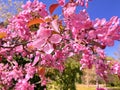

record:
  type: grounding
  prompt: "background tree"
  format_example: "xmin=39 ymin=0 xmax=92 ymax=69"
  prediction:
xmin=0 ymin=0 xmax=24 ymax=25
xmin=46 ymin=55 xmax=83 ymax=90
xmin=114 ymin=45 xmax=120 ymax=60
xmin=105 ymin=56 xmax=120 ymax=87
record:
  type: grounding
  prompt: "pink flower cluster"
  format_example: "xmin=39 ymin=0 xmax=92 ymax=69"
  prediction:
xmin=0 ymin=62 xmax=36 ymax=90
xmin=58 ymin=0 xmax=91 ymax=7
xmin=0 ymin=0 xmax=120 ymax=89
xmin=111 ymin=63 xmax=120 ymax=76
xmin=93 ymin=17 xmax=120 ymax=46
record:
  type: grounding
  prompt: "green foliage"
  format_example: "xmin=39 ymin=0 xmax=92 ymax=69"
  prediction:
xmin=81 ymin=68 xmax=96 ymax=85
xmin=105 ymin=56 xmax=120 ymax=87
xmin=106 ymin=74 xmax=120 ymax=87
xmin=14 ymin=55 xmax=46 ymax=90
xmin=13 ymin=54 xmax=31 ymax=67
xmin=29 ymin=74 xmax=46 ymax=90
xmin=82 ymin=67 xmax=105 ymax=85
xmin=46 ymin=55 xmax=83 ymax=90
xmin=107 ymin=87 xmax=120 ymax=90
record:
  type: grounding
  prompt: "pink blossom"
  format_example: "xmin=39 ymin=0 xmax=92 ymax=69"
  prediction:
xmin=22 ymin=0 xmax=48 ymax=17
xmin=33 ymin=38 xmax=47 ymax=50
xmin=15 ymin=79 xmax=34 ymax=90
xmin=43 ymin=43 xmax=54 ymax=54
xmin=37 ymin=29 xmax=52 ymax=40
xmin=51 ymin=19 xmax=59 ymax=33
xmin=41 ymin=54 xmax=53 ymax=66
xmin=49 ymin=34 xmax=62 ymax=44
xmin=25 ymin=63 xmax=36 ymax=80
xmin=8 ymin=66 xmax=23 ymax=81
xmin=0 ymin=0 xmax=120 ymax=89
xmin=63 ymin=3 xmax=76 ymax=17
xmin=15 ymin=45 xmax=23 ymax=53
xmin=22 ymin=0 xmax=32 ymax=10
xmin=64 ymin=9 xmax=90 ymax=38
xmin=111 ymin=63 xmax=120 ymax=76
xmin=95 ymin=59 xmax=109 ymax=81
xmin=57 ymin=0 xmax=65 ymax=6
xmin=76 ymin=0 xmax=92 ymax=7
xmin=94 ymin=16 xmax=120 ymax=46
xmin=32 ymin=54 xmax=40 ymax=66
xmin=88 ymin=30 xmax=96 ymax=39
xmin=80 ymin=48 xmax=93 ymax=69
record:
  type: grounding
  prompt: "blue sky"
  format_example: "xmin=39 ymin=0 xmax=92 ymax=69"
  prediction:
xmin=1 ymin=0 xmax=120 ymax=59
xmin=87 ymin=0 xmax=120 ymax=19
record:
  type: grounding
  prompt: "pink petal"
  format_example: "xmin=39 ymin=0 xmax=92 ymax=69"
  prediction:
xmin=106 ymin=38 xmax=114 ymax=46
xmin=43 ymin=43 xmax=54 ymax=54
xmin=100 ymin=18 xmax=106 ymax=25
xmin=15 ymin=45 xmax=23 ymax=53
xmin=32 ymin=55 xmax=39 ymax=66
xmin=49 ymin=34 xmax=62 ymax=43
xmin=63 ymin=3 xmax=76 ymax=17
xmin=33 ymin=39 xmax=46 ymax=49
xmin=57 ymin=0 xmax=65 ymax=6
xmin=37 ymin=29 xmax=51 ymax=39
xmin=88 ymin=30 xmax=96 ymax=39
xmin=51 ymin=19 xmax=59 ymax=33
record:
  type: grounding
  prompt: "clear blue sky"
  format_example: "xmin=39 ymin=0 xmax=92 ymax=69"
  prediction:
xmin=1 ymin=0 xmax=120 ymax=59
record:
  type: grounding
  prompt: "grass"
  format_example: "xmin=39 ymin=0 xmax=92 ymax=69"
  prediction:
xmin=76 ymin=84 xmax=96 ymax=90
xmin=48 ymin=84 xmax=96 ymax=90
xmin=107 ymin=87 xmax=120 ymax=90
xmin=48 ymin=84 xmax=120 ymax=90
xmin=76 ymin=84 xmax=120 ymax=90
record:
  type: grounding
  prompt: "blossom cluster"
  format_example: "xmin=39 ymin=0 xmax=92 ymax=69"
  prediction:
xmin=0 ymin=0 xmax=120 ymax=89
